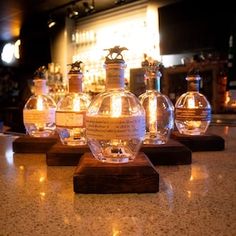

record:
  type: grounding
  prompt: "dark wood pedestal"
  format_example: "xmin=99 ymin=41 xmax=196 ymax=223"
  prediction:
xmin=46 ymin=143 xmax=89 ymax=166
xmin=141 ymin=139 xmax=192 ymax=165
xmin=171 ymin=131 xmax=225 ymax=151
xmin=12 ymin=135 xmax=58 ymax=153
xmin=73 ymin=152 xmax=159 ymax=194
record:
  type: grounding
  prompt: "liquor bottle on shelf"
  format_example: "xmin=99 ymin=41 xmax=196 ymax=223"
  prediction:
xmin=225 ymin=24 xmax=236 ymax=110
xmin=175 ymin=69 xmax=211 ymax=135
xmin=86 ymin=46 xmax=146 ymax=163
xmin=23 ymin=66 xmax=57 ymax=137
xmin=56 ymin=61 xmax=91 ymax=146
xmin=139 ymin=59 xmax=174 ymax=144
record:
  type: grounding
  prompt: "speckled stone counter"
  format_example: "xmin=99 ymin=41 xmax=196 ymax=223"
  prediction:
xmin=0 ymin=125 xmax=236 ymax=236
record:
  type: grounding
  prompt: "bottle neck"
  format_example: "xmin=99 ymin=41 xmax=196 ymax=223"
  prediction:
xmin=186 ymin=76 xmax=200 ymax=92
xmin=68 ymin=72 xmax=83 ymax=93
xmin=34 ymin=79 xmax=47 ymax=95
xmin=105 ymin=63 xmax=126 ymax=90
xmin=146 ymin=76 xmax=160 ymax=92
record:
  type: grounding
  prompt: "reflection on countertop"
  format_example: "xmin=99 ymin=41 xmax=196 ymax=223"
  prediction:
xmin=211 ymin=114 xmax=236 ymax=126
xmin=0 ymin=125 xmax=236 ymax=235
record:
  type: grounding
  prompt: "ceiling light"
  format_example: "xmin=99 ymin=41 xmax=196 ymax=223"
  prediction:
xmin=83 ymin=1 xmax=95 ymax=14
xmin=48 ymin=17 xmax=56 ymax=28
xmin=115 ymin=0 xmax=126 ymax=5
xmin=67 ymin=6 xmax=79 ymax=19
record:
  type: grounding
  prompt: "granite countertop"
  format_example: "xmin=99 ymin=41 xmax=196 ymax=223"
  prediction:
xmin=0 ymin=125 xmax=235 ymax=236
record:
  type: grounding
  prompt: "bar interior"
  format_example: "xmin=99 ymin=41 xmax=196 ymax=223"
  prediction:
xmin=0 ymin=0 xmax=235 ymax=235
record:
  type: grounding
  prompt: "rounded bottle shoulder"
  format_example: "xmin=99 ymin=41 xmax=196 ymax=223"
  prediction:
xmin=87 ymin=89 xmax=145 ymax=116
xmin=175 ymin=91 xmax=211 ymax=108
xmin=139 ymin=90 xmax=174 ymax=109
xmin=57 ymin=92 xmax=91 ymax=106
xmin=139 ymin=90 xmax=162 ymax=98
xmin=24 ymin=94 xmax=57 ymax=109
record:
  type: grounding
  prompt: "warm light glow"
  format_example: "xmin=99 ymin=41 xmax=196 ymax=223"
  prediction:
xmin=225 ymin=91 xmax=230 ymax=105
xmin=187 ymin=190 xmax=192 ymax=198
xmin=187 ymin=120 xmax=201 ymax=129
xmin=146 ymin=2 xmax=161 ymax=60
xmin=39 ymin=176 xmax=45 ymax=183
xmin=190 ymin=165 xmax=209 ymax=181
xmin=1 ymin=43 xmax=15 ymax=63
xmin=73 ymin=97 xmax=80 ymax=111
xmin=40 ymin=192 xmax=46 ymax=200
xmin=112 ymin=229 xmax=121 ymax=236
xmin=73 ymin=2 xmax=161 ymax=91
xmin=149 ymin=96 xmax=157 ymax=133
xmin=14 ymin=39 xmax=21 ymax=59
xmin=48 ymin=19 xmax=56 ymax=28
xmin=37 ymin=97 xmax=44 ymax=110
xmin=64 ymin=217 xmax=70 ymax=225
xmin=111 ymin=95 xmax=122 ymax=117
xmin=19 ymin=165 xmax=25 ymax=170
xmin=224 ymin=126 xmax=229 ymax=135
xmin=6 ymin=150 xmax=14 ymax=165
xmin=187 ymin=96 xmax=201 ymax=129
xmin=187 ymin=96 xmax=195 ymax=108
xmin=1 ymin=39 xmax=21 ymax=63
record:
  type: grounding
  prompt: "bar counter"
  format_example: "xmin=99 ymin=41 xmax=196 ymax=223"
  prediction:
xmin=0 ymin=125 xmax=235 ymax=235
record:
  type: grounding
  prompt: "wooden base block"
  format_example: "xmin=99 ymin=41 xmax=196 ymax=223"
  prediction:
xmin=73 ymin=152 xmax=159 ymax=194
xmin=171 ymin=131 xmax=225 ymax=151
xmin=46 ymin=143 xmax=90 ymax=166
xmin=12 ymin=135 xmax=59 ymax=153
xmin=141 ymin=139 xmax=192 ymax=165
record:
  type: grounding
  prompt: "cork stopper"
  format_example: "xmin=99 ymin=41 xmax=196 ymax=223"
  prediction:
xmin=33 ymin=66 xmax=47 ymax=95
xmin=68 ymin=61 xmax=83 ymax=93
xmin=34 ymin=66 xmax=47 ymax=80
xmin=186 ymin=68 xmax=201 ymax=92
xmin=103 ymin=46 xmax=128 ymax=89
xmin=141 ymin=57 xmax=162 ymax=91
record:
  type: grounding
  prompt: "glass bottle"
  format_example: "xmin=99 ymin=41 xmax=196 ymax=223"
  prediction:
xmin=139 ymin=59 xmax=174 ymax=144
xmin=23 ymin=66 xmax=57 ymax=137
xmin=86 ymin=46 xmax=146 ymax=163
xmin=175 ymin=69 xmax=212 ymax=135
xmin=225 ymin=27 xmax=236 ymax=110
xmin=56 ymin=61 xmax=91 ymax=146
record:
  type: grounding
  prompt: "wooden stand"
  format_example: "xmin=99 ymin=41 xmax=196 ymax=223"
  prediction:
xmin=46 ymin=143 xmax=90 ymax=166
xmin=12 ymin=135 xmax=59 ymax=153
xmin=73 ymin=152 xmax=159 ymax=194
xmin=141 ymin=139 xmax=192 ymax=165
xmin=171 ymin=131 xmax=225 ymax=151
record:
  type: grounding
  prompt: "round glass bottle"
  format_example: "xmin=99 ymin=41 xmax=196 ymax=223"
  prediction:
xmin=56 ymin=61 xmax=91 ymax=146
xmin=139 ymin=60 xmax=174 ymax=144
xmin=175 ymin=70 xmax=212 ymax=135
xmin=23 ymin=66 xmax=57 ymax=137
xmin=86 ymin=46 xmax=146 ymax=163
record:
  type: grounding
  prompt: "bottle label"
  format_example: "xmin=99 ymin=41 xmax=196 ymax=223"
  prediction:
xmin=86 ymin=115 xmax=145 ymax=140
xmin=175 ymin=108 xmax=211 ymax=121
xmin=56 ymin=111 xmax=85 ymax=128
xmin=23 ymin=108 xmax=56 ymax=124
